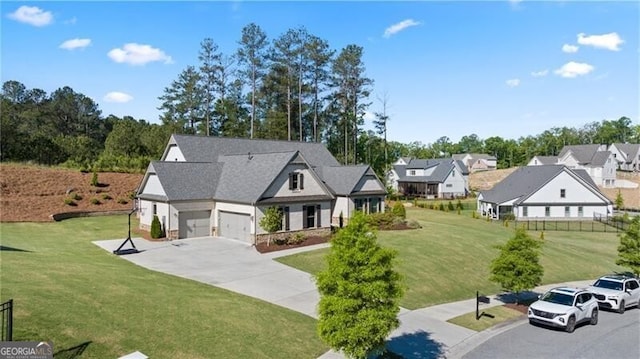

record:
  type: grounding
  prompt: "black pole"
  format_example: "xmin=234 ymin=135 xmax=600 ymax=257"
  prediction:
xmin=476 ymin=291 xmax=479 ymax=320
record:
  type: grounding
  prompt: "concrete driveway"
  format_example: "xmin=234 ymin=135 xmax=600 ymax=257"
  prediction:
xmin=93 ymin=236 xmax=323 ymax=318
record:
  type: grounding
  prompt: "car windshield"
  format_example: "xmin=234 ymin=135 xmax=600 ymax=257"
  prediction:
xmin=541 ymin=291 xmax=574 ymax=306
xmin=593 ymin=279 xmax=623 ymax=291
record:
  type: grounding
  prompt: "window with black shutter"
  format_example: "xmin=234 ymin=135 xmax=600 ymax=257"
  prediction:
xmin=316 ymin=204 xmax=321 ymax=227
xmin=288 ymin=173 xmax=294 ymax=190
xmin=300 ymin=173 xmax=304 ymax=190
xmin=302 ymin=205 xmax=308 ymax=228
xmin=284 ymin=206 xmax=290 ymax=231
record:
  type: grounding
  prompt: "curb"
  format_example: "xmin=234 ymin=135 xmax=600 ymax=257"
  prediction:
xmin=444 ymin=317 xmax=528 ymax=358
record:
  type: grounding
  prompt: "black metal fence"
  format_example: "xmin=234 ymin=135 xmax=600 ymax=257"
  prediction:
xmin=1 ymin=299 xmax=13 ymax=341
xmin=512 ymin=218 xmax=629 ymax=233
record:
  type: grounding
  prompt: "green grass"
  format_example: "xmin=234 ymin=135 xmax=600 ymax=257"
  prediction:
xmin=447 ymin=306 xmax=524 ymax=332
xmin=276 ymin=208 xmax=625 ymax=309
xmin=0 ymin=216 xmax=327 ymax=359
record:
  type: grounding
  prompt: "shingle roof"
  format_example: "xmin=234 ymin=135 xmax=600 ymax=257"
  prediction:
xmin=480 ymin=165 xmax=607 ymax=205
xmin=532 ymin=156 xmax=558 ymax=165
xmin=613 ymin=143 xmax=640 ymax=163
xmin=142 ymin=162 xmax=222 ymax=201
xmin=559 ymin=145 xmax=610 ymax=165
xmin=214 ymin=151 xmax=297 ymax=203
xmin=453 ymin=153 xmax=496 ymax=161
xmin=170 ymin=134 xmax=340 ymax=167
xmin=399 ymin=158 xmax=456 ymax=183
xmin=317 ymin=165 xmax=369 ymax=196
xmin=590 ymin=151 xmax=611 ymax=167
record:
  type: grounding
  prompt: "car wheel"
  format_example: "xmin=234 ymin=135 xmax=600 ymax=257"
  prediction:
xmin=618 ymin=300 xmax=625 ymax=314
xmin=566 ymin=316 xmax=576 ymax=333
xmin=590 ymin=308 xmax=598 ymax=325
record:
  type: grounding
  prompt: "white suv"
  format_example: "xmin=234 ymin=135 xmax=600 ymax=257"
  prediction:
xmin=528 ymin=287 xmax=598 ymax=333
xmin=588 ymin=274 xmax=640 ymax=314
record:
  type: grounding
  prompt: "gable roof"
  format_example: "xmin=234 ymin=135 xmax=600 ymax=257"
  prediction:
xmin=558 ymin=144 xmax=610 ymax=165
xmin=318 ymin=165 xmax=381 ymax=196
xmin=139 ymin=162 xmax=221 ymax=201
xmin=167 ymin=134 xmax=340 ymax=167
xmin=215 ymin=151 xmax=298 ymax=203
xmin=399 ymin=158 xmax=458 ymax=183
xmin=453 ymin=153 xmax=496 ymax=161
xmin=612 ymin=143 xmax=640 ymax=162
xmin=531 ymin=156 xmax=558 ymax=165
xmin=480 ymin=165 xmax=610 ymax=205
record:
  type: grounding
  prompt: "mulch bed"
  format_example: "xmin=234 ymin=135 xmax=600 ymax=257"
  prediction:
xmin=255 ymin=235 xmax=330 ymax=253
xmin=503 ymin=303 xmax=529 ymax=315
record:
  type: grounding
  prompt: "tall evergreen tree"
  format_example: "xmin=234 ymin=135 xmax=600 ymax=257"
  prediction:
xmin=271 ymin=29 xmax=301 ymax=141
xmin=237 ymin=23 xmax=268 ymax=139
xmin=373 ymin=92 xmax=391 ymax=174
xmin=158 ymin=66 xmax=203 ymax=134
xmin=198 ymin=38 xmax=222 ymax=136
xmin=305 ymin=34 xmax=333 ymax=142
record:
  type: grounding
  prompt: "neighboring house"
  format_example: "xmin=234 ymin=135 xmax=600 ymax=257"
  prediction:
xmin=389 ymin=158 xmax=469 ymax=198
xmin=477 ymin=165 xmax=613 ymax=220
xmin=556 ymin=145 xmax=616 ymax=187
xmin=136 ymin=134 xmax=386 ymax=243
xmin=608 ymin=143 xmax=640 ymax=172
xmin=452 ymin=153 xmax=497 ymax=173
xmin=527 ymin=156 xmax=558 ymax=166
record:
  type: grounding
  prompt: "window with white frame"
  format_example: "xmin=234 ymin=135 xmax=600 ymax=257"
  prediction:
xmin=545 ymin=206 xmax=550 ymax=217
xmin=409 ymin=170 xmax=416 ymax=176
xmin=560 ymin=189 xmax=566 ymax=198
xmin=578 ymin=206 xmax=583 ymax=217
xmin=564 ymin=206 xmax=570 ymax=217
xmin=288 ymin=172 xmax=304 ymax=191
xmin=523 ymin=206 xmax=528 ymax=217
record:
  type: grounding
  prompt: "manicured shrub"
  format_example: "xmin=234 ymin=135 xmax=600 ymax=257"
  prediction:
xmin=287 ymin=232 xmax=306 ymax=245
xmin=539 ymin=231 xmax=545 ymax=240
xmin=90 ymin=198 xmax=101 ymax=205
xmin=472 ymin=211 xmax=478 ymax=219
xmin=117 ymin=198 xmax=128 ymax=205
xmin=101 ymin=193 xmax=112 ymax=200
xmin=391 ymin=202 xmax=406 ymax=219
xmin=64 ymin=198 xmax=77 ymax=206
xmin=456 ymin=199 xmax=463 ymax=210
xmin=150 ymin=215 xmax=162 ymax=239
xmin=71 ymin=192 xmax=82 ymax=201
xmin=406 ymin=220 xmax=422 ymax=229
xmin=438 ymin=203 xmax=445 ymax=211
xmin=366 ymin=212 xmax=396 ymax=229
xmin=447 ymin=201 xmax=455 ymax=211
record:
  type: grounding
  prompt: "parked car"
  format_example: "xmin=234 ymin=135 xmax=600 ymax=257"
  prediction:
xmin=588 ymin=274 xmax=640 ymax=314
xmin=528 ymin=287 xmax=598 ymax=333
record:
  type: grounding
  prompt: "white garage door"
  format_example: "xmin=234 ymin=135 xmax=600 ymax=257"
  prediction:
xmin=179 ymin=210 xmax=211 ymax=239
xmin=218 ymin=211 xmax=252 ymax=243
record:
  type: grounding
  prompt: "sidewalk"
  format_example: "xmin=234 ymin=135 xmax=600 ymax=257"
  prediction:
xmin=319 ymin=280 xmax=594 ymax=359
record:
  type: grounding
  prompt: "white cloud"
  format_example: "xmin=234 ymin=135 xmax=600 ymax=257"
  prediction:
xmin=7 ymin=5 xmax=53 ymax=27
xmin=383 ymin=19 xmax=421 ymax=38
xmin=363 ymin=111 xmax=376 ymax=122
xmin=506 ymin=78 xmax=521 ymax=87
xmin=103 ymin=92 xmax=133 ymax=103
xmin=107 ymin=43 xmax=173 ymax=65
xmin=554 ymin=61 xmax=595 ymax=78
xmin=577 ymin=32 xmax=624 ymax=51
xmin=531 ymin=69 xmax=549 ymax=77
xmin=59 ymin=38 xmax=91 ymax=50
xmin=562 ymin=44 xmax=579 ymax=53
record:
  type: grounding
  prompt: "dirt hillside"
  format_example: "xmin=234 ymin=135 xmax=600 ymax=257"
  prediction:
xmin=470 ymin=167 xmax=639 ymax=209
xmin=0 ymin=163 xmax=143 ymax=222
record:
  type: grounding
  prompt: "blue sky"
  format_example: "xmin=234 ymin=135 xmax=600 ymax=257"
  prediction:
xmin=2 ymin=1 xmax=638 ymax=145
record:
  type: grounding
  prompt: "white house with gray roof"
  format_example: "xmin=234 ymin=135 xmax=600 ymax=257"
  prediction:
xmin=477 ymin=165 xmax=613 ymax=220
xmin=556 ymin=145 xmax=616 ymax=187
xmin=608 ymin=143 xmax=640 ymax=172
xmin=135 ymin=134 xmax=386 ymax=243
xmin=452 ymin=153 xmax=497 ymax=173
xmin=527 ymin=155 xmax=558 ymax=166
xmin=388 ymin=157 xmax=469 ymax=198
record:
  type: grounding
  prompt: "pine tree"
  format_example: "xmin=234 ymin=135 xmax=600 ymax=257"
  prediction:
xmin=316 ymin=212 xmax=403 ymax=358
xmin=237 ymin=23 xmax=268 ymax=139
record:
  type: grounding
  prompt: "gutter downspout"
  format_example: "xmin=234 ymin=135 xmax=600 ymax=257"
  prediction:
xmin=253 ymin=202 xmax=257 ymax=246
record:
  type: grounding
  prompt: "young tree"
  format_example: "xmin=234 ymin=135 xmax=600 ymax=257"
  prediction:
xmin=259 ymin=206 xmax=283 ymax=246
xmin=616 ymin=216 xmax=640 ymax=277
xmin=615 ymin=190 xmax=624 ymax=209
xmin=489 ymin=228 xmax=544 ymax=304
xmin=316 ymin=212 xmax=403 ymax=358
xmin=237 ymin=23 xmax=268 ymax=139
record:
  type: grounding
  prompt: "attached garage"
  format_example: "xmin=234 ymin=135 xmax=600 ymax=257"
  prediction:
xmin=179 ymin=210 xmax=211 ymax=239
xmin=218 ymin=211 xmax=252 ymax=243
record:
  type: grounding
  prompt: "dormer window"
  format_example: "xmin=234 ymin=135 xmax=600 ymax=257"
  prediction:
xmin=289 ymin=172 xmax=304 ymax=191
xmin=409 ymin=170 xmax=416 ymax=176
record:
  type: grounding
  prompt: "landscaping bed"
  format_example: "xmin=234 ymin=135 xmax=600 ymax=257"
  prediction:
xmin=256 ymin=235 xmax=330 ymax=253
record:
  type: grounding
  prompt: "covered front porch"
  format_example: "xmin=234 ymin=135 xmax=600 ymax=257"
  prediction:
xmin=478 ymin=202 xmax=513 ymax=220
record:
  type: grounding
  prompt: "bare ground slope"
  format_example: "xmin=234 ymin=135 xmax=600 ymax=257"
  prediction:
xmin=0 ymin=163 xmax=143 ymax=222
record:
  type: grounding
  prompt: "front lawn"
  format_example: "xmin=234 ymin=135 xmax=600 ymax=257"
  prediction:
xmin=0 ymin=216 xmax=327 ymax=358
xmin=276 ymin=208 xmax=624 ymax=309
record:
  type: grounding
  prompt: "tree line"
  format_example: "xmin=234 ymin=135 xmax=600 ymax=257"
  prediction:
xmin=0 ymin=22 xmax=636 ymax=176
